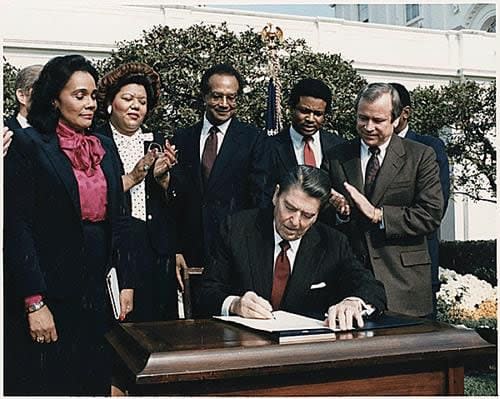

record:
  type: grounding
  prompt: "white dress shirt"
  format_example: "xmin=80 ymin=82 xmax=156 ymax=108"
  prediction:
xmin=289 ymin=126 xmax=322 ymax=167
xmin=199 ymin=114 xmax=232 ymax=160
xmin=111 ymin=124 xmax=147 ymax=221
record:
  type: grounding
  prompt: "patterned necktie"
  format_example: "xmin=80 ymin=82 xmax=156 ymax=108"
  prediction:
xmin=364 ymin=146 xmax=381 ymax=199
xmin=201 ymin=125 xmax=219 ymax=184
xmin=303 ymin=136 xmax=316 ymax=167
xmin=271 ymin=240 xmax=291 ymax=310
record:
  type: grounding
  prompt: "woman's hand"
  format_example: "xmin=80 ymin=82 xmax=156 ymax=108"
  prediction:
xmin=122 ymin=151 xmax=157 ymax=192
xmin=153 ymin=141 xmax=177 ymax=190
xmin=28 ymin=305 xmax=58 ymax=344
xmin=118 ymin=288 xmax=134 ymax=321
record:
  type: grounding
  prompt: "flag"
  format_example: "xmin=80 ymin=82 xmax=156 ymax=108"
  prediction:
xmin=265 ymin=78 xmax=279 ymax=136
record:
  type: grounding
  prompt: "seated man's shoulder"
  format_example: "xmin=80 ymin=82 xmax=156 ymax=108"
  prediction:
xmin=314 ymin=221 xmax=350 ymax=245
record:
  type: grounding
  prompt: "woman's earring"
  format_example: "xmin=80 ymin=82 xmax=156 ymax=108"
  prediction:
xmin=107 ymin=105 xmax=112 ymax=115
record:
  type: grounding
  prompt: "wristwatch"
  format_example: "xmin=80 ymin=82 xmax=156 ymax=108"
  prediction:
xmin=26 ymin=300 xmax=46 ymax=313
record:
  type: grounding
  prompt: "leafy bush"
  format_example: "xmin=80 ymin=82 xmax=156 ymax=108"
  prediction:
xmin=439 ymin=240 xmax=496 ymax=286
xmin=3 ymin=57 xmax=19 ymax=119
xmin=464 ymin=372 xmax=497 ymax=396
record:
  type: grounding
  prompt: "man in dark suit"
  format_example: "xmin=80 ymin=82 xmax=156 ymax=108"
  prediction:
xmin=266 ymin=78 xmax=344 ymax=203
xmin=170 ymin=64 xmax=268 ymax=290
xmin=390 ymin=82 xmax=450 ymax=319
xmin=4 ymin=64 xmax=43 ymax=131
xmin=199 ymin=166 xmax=386 ymax=330
xmin=326 ymin=83 xmax=443 ymax=317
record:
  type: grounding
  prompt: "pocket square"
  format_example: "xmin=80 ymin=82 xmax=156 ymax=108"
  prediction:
xmin=310 ymin=282 xmax=326 ymax=290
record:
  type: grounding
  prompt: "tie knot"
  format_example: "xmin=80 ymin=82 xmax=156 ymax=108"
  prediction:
xmin=369 ymin=146 xmax=380 ymax=156
xmin=209 ymin=126 xmax=219 ymax=136
xmin=279 ymin=240 xmax=290 ymax=251
xmin=303 ymin=135 xmax=313 ymax=143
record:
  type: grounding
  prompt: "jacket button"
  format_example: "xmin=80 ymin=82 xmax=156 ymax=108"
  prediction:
xmin=147 ymin=214 xmax=153 ymax=220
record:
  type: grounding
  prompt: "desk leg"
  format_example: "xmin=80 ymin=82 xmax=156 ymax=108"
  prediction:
xmin=447 ymin=366 xmax=464 ymax=394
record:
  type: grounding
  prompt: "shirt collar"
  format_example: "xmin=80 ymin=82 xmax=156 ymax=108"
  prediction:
xmin=16 ymin=113 xmax=30 ymax=129
xmin=398 ymin=125 xmax=409 ymax=138
xmin=272 ymin=220 xmax=302 ymax=254
xmin=202 ymin=114 xmax=232 ymax=136
xmin=360 ymin=134 xmax=392 ymax=158
xmin=289 ymin=125 xmax=319 ymax=144
xmin=110 ymin=123 xmax=144 ymax=144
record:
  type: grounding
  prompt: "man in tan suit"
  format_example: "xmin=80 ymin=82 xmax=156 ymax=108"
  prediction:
xmin=325 ymin=83 xmax=443 ymax=317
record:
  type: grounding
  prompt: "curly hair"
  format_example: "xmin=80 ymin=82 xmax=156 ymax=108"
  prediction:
xmin=97 ymin=62 xmax=161 ymax=120
xmin=27 ymin=55 xmax=98 ymax=135
xmin=288 ymin=78 xmax=332 ymax=113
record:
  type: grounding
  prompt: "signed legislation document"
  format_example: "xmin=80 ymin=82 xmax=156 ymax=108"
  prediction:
xmin=214 ymin=311 xmax=338 ymax=343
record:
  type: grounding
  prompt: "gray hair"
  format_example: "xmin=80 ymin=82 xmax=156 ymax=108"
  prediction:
xmin=15 ymin=64 xmax=44 ymax=93
xmin=277 ymin=165 xmax=331 ymax=210
xmin=355 ymin=82 xmax=402 ymax=122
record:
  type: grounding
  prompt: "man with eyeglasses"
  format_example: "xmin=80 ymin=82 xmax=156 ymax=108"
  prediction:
xmin=170 ymin=64 xmax=268 ymax=305
xmin=266 ymin=78 xmax=344 ymax=204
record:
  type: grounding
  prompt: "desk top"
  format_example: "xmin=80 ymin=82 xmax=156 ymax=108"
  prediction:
xmin=106 ymin=314 xmax=495 ymax=385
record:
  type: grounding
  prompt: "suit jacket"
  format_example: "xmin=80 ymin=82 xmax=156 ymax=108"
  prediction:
xmin=405 ymin=129 xmax=450 ymax=291
xmin=198 ymin=208 xmax=387 ymax=317
xmin=4 ymin=115 xmax=22 ymax=132
xmin=3 ymin=126 xmax=134 ymax=303
xmin=325 ymin=134 xmax=444 ymax=316
xmin=265 ymin=128 xmax=344 ymax=203
xmin=170 ymin=117 xmax=268 ymax=267
xmin=96 ymin=123 xmax=176 ymax=256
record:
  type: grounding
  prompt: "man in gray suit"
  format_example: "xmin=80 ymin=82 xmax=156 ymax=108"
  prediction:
xmin=326 ymin=83 xmax=443 ymax=317
xmin=198 ymin=166 xmax=386 ymax=331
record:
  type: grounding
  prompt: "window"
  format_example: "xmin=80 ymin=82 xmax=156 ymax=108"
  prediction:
xmin=358 ymin=4 xmax=369 ymax=23
xmin=405 ymin=4 xmax=420 ymax=23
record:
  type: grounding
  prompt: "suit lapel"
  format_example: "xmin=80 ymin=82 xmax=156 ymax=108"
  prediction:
xmin=370 ymin=135 xmax=406 ymax=206
xmin=247 ymin=209 xmax=275 ymax=300
xmin=276 ymin=129 xmax=298 ymax=171
xmin=341 ymin=139 xmax=364 ymax=193
xmin=99 ymin=137 xmax=117 ymax=215
xmin=40 ymin=132 xmax=82 ymax=219
xmin=283 ymin=225 xmax=325 ymax=307
xmin=185 ymin=122 xmax=203 ymax=194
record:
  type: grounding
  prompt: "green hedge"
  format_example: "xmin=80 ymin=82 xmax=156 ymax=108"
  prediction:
xmin=439 ymin=240 xmax=496 ymax=286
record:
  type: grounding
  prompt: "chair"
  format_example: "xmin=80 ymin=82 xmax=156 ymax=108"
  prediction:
xmin=181 ymin=267 xmax=204 ymax=319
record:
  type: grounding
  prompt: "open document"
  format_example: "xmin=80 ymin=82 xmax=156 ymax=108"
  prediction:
xmin=215 ymin=310 xmax=338 ymax=343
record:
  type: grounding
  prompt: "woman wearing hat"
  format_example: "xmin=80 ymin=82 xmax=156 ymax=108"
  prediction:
xmin=96 ymin=62 xmax=178 ymax=322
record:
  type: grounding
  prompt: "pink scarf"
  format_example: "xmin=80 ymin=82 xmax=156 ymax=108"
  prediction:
xmin=56 ymin=121 xmax=105 ymax=176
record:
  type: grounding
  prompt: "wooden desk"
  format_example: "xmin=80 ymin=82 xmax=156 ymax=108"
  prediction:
xmin=106 ymin=315 xmax=495 ymax=396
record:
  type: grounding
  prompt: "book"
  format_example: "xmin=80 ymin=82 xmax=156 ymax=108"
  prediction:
xmin=106 ymin=267 xmax=121 ymax=320
xmin=215 ymin=311 xmax=338 ymax=344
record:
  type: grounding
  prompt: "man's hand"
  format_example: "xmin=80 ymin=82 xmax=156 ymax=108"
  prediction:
xmin=28 ymin=305 xmax=58 ymax=344
xmin=326 ymin=298 xmax=364 ymax=331
xmin=344 ymin=182 xmax=380 ymax=222
xmin=229 ymin=291 xmax=273 ymax=319
xmin=329 ymin=187 xmax=351 ymax=216
xmin=119 ymin=289 xmax=134 ymax=321
xmin=175 ymin=253 xmax=188 ymax=292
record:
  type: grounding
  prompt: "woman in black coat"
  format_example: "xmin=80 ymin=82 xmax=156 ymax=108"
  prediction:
xmin=95 ymin=62 xmax=178 ymax=322
xmin=3 ymin=54 xmax=135 ymax=396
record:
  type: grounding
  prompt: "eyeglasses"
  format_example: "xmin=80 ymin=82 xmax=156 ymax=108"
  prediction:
xmin=207 ymin=92 xmax=238 ymax=105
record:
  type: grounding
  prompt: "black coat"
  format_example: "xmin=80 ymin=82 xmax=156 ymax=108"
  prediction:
xmin=170 ymin=118 xmax=269 ymax=267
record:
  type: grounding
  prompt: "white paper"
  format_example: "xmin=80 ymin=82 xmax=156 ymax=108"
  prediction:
xmin=215 ymin=310 xmax=340 ymax=332
xmin=106 ymin=267 xmax=121 ymax=319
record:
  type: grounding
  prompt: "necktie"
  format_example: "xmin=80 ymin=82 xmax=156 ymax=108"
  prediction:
xmin=364 ymin=146 xmax=381 ymax=199
xmin=201 ymin=126 xmax=219 ymax=184
xmin=303 ymin=136 xmax=316 ymax=167
xmin=271 ymin=240 xmax=291 ymax=310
